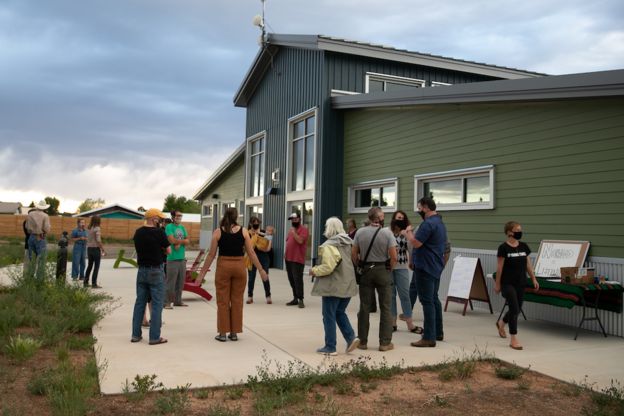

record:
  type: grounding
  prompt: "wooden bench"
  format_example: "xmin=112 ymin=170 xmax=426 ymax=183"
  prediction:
xmin=183 ymin=250 xmax=212 ymax=301
xmin=113 ymin=249 xmax=138 ymax=268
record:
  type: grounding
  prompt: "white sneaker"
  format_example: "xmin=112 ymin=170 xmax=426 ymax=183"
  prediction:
xmin=346 ymin=337 xmax=360 ymax=353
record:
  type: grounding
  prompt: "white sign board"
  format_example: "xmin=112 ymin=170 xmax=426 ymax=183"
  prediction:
xmin=447 ymin=256 xmax=478 ymax=299
xmin=533 ymin=240 xmax=590 ymax=278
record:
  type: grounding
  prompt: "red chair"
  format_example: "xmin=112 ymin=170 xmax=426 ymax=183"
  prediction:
xmin=183 ymin=250 xmax=212 ymax=301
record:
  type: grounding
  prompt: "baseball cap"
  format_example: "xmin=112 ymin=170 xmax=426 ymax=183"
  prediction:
xmin=287 ymin=212 xmax=301 ymax=220
xmin=144 ymin=208 xmax=167 ymax=219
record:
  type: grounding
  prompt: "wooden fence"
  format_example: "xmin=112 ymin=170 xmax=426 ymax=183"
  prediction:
xmin=0 ymin=215 xmax=200 ymax=243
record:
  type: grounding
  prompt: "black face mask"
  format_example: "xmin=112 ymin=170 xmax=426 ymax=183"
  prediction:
xmin=418 ymin=211 xmax=426 ymax=220
xmin=393 ymin=219 xmax=407 ymax=230
xmin=513 ymin=231 xmax=523 ymax=240
xmin=252 ymin=223 xmax=260 ymax=230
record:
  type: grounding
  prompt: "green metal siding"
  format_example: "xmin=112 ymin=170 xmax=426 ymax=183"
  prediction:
xmin=199 ymin=157 xmax=245 ymax=233
xmin=342 ymin=98 xmax=624 ymax=258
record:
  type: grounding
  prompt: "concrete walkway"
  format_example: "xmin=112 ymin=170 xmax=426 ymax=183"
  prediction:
xmin=2 ymin=255 xmax=624 ymax=394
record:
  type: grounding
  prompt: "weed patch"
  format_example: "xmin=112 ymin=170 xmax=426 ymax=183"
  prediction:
xmin=495 ymin=363 xmax=526 ymax=380
xmin=122 ymin=374 xmax=164 ymax=401
xmin=4 ymin=334 xmax=42 ymax=362
xmin=154 ymin=384 xmax=191 ymax=415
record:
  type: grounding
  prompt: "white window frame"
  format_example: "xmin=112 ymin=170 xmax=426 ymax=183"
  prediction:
xmin=245 ymin=131 xmax=266 ymax=206
xmin=286 ymin=107 xmax=317 ymax=202
xmin=365 ymin=72 xmax=425 ymax=93
xmin=413 ymin=165 xmax=495 ymax=211
xmin=201 ymin=204 xmax=212 ymax=218
xmin=431 ymin=81 xmax=452 ymax=87
xmin=348 ymin=178 xmax=399 ymax=214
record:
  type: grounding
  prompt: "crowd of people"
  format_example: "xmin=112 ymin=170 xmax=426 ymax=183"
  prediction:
xmin=22 ymin=197 xmax=529 ymax=352
xmin=125 ymin=199 xmax=534 ymax=352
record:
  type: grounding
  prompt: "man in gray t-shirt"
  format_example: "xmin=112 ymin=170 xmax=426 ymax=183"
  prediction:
xmin=352 ymin=207 xmax=397 ymax=351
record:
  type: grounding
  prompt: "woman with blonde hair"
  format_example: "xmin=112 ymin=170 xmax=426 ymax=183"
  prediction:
xmin=84 ymin=215 xmax=106 ymax=288
xmin=197 ymin=208 xmax=267 ymax=342
xmin=309 ymin=217 xmax=360 ymax=356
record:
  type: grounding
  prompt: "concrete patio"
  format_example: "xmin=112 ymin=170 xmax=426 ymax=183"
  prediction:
xmin=2 ymin=253 xmax=624 ymax=394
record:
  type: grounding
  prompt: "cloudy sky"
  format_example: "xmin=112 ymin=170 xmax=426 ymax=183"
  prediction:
xmin=1 ymin=0 xmax=623 ymax=213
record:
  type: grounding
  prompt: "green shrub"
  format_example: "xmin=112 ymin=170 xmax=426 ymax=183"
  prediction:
xmin=495 ymin=364 xmax=526 ymax=380
xmin=154 ymin=384 xmax=191 ymax=415
xmin=66 ymin=335 xmax=97 ymax=350
xmin=4 ymin=334 xmax=42 ymax=362
xmin=122 ymin=374 xmax=164 ymax=401
xmin=205 ymin=403 xmax=241 ymax=416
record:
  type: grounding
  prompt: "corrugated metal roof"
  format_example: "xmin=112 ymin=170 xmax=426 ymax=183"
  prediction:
xmin=234 ymin=33 xmax=545 ymax=107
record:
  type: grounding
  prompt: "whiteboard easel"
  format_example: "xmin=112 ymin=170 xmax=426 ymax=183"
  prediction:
xmin=445 ymin=256 xmax=493 ymax=316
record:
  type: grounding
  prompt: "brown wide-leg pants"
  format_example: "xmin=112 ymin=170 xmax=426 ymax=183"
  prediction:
xmin=215 ymin=256 xmax=246 ymax=334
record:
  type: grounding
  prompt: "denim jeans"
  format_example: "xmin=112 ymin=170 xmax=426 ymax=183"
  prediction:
xmin=247 ymin=252 xmax=271 ymax=298
xmin=409 ymin=269 xmax=418 ymax=309
xmin=85 ymin=247 xmax=101 ymax=286
xmin=415 ymin=268 xmax=443 ymax=341
xmin=391 ymin=268 xmax=412 ymax=318
xmin=27 ymin=234 xmax=47 ymax=279
xmin=71 ymin=244 xmax=87 ymax=279
xmin=322 ymin=296 xmax=356 ymax=351
xmin=132 ymin=265 xmax=165 ymax=342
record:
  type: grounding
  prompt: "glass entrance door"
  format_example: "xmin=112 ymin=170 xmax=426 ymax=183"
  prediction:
xmin=287 ymin=200 xmax=314 ymax=265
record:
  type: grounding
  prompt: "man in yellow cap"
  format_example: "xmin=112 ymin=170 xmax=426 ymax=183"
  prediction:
xmin=131 ymin=208 xmax=171 ymax=345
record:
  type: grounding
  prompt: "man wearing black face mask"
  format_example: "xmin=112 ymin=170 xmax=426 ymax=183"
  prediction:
xmin=285 ymin=212 xmax=309 ymax=308
xmin=401 ymin=196 xmax=447 ymax=348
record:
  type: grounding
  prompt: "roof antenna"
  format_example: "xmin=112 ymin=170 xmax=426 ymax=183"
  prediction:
xmin=252 ymin=0 xmax=267 ymax=47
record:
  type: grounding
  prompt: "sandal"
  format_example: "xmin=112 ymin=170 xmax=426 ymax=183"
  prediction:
xmin=410 ymin=326 xmax=424 ymax=334
xmin=246 ymin=298 xmax=253 ymax=304
xmin=148 ymin=337 xmax=168 ymax=345
xmin=266 ymin=297 xmax=272 ymax=304
xmin=510 ymin=344 xmax=523 ymax=350
xmin=130 ymin=336 xmax=142 ymax=343
xmin=228 ymin=333 xmax=238 ymax=341
xmin=496 ymin=321 xmax=507 ymax=338
xmin=215 ymin=334 xmax=227 ymax=342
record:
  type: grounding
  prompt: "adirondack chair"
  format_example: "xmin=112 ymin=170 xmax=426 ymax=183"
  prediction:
xmin=113 ymin=249 xmax=138 ymax=268
xmin=183 ymin=250 xmax=212 ymax=301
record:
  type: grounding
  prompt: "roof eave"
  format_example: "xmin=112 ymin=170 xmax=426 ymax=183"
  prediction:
xmin=332 ymin=69 xmax=624 ymax=109
xmin=317 ymin=37 xmax=544 ymax=79
xmin=193 ymin=142 xmax=246 ymax=201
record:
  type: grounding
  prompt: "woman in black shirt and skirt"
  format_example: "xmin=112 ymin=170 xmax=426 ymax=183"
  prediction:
xmin=495 ymin=221 xmax=539 ymax=350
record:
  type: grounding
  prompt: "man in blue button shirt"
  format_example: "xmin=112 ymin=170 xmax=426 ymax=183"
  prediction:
xmin=402 ymin=196 xmax=447 ymax=347
xmin=70 ymin=219 xmax=88 ymax=281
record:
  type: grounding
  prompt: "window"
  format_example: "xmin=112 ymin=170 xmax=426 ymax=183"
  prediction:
xmin=247 ymin=205 xmax=263 ymax=224
xmin=289 ymin=110 xmax=316 ymax=192
xmin=348 ymin=178 xmax=398 ymax=213
xmin=365 ymin=72 xmax=425 ymax=93
xmin=201 ymin=205 xmax=212 ymax=217
xmin=414 ymin=165 xmax=494 ymax=211
xmin=247 ymin=134 xmax=265 ymax=198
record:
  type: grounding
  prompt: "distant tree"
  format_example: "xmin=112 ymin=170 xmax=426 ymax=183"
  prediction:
xmin=29 ymin=201 xmax=35 ymax=208
xmin=78 ymin=198 xmax=105 ymax=213
xmin=137 ymin=206 xmax=146 ymax=212
xmin=44 ymin=196 xmax=60 ymax=216
xmin=162 ymin=194 xmax=201 ymax=214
